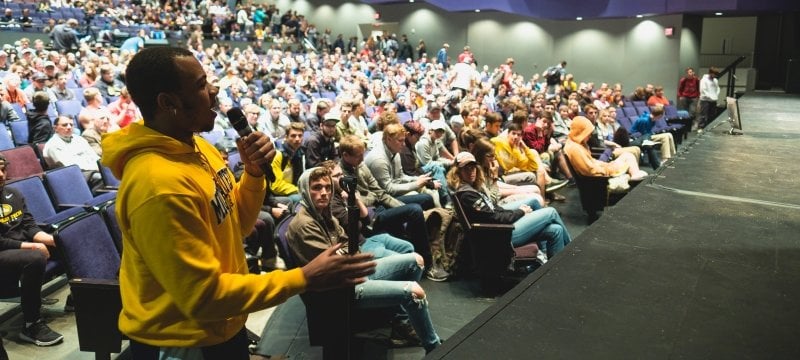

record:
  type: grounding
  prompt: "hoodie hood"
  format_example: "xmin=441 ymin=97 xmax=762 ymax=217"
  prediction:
xmin=101 ymin=120 xmax=198 ymax=179
xmin=568 ymin=116 xmax=594 ymax=144
xmin=297 ymin=166 xmax=333 ymax=227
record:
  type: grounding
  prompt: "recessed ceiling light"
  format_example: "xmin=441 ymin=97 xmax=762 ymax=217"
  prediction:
xmin=715 ymin=12 xmax=723 ymax=16
xmin=636 ymin=14 xmax=643 ymax=18
xmin=409 ymin=0 xmax=414 ymax=2
xmin=576 ymin=17 xmax=583 ymax=20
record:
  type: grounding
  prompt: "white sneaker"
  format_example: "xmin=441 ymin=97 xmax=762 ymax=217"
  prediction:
xmin=536 ymin=250 xmax=548 ymax=265
xmin=631 ymin=170 xmax=648 ymax=181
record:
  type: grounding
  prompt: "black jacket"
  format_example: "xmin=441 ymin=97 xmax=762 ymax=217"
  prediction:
xmin=456 ymin=184 xmax=524 ymax=224
xmin=27 ymin=112 xmax=53 ymax=145
xmin=0 ymin=187 xmax=44 ymax=251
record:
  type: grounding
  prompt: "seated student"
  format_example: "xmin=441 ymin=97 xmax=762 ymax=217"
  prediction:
xmin=270 ymin=122 xmax=305 ymax=203
xmin=631 ymin=104 xmax=676 ymax=165
xmin=646 ymin=86 xmax=671 ymax=107
xmin=286 ymin=166 xmax=442 ymax=353
xmin=321 ymin=160 xmax=416 ymax=260
xmin=0 ymin=83 xmax=22 ymax=127
xmin=447 ymin=152 xmax=571 ymax=259
xmin=523 ymin=111 xmax=575 ymax=187
xmin=365 ymin=123 xmax=444 ymax=208
xmin=218 ymin=146 xmax=287 ymax=273
xmin=81 ymin=112 xmax=111 ymax=157
xmin=304 ymin=111 xmax=340 ymax=169
xmin=27 ymin=91 xmax=54 ymax=144
xmin=492 ymin=121 xmax=566 ymax=202
xmin=564 ymin=116 xmax=647 ymax=184
xmin=472 ymin=138 xmax=544 ymax=207
xmin=0 ymin=154 xmax=64 ymax=347
xmin=339 ymin=135 xmax=446 ymax=281
xmin=43 ymin=115 xmax=102 ymax=188
xmin=596 ymin=108 xmax=643 ymax=163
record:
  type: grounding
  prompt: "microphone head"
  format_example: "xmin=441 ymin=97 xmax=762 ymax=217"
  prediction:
xmin=226 ymin=107 xmax=250 ymax=134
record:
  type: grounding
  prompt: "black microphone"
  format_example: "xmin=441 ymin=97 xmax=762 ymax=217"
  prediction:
xmin=226 ymin=107 xmax=276 ymax=182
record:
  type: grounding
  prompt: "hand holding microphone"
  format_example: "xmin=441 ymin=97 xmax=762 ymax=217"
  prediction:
xmin=227 ymin=107 xmax=276 ymax=181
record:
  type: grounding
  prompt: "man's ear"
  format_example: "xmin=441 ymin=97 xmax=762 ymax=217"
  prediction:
xmin=156 ymin=92 xmax=180 ymax=113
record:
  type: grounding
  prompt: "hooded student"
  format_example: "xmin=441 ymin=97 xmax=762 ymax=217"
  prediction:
xmin=564 ymin=116 xmax=647 ymax=180
xmin=286 ymin=166 xmax=442 ymax=354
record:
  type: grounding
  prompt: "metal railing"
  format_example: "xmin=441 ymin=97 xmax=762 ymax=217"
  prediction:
xmin=699 ymin=53 xmax=753 ymax=68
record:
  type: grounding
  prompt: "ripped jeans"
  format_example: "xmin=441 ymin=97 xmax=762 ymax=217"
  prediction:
xmin=356 ymin=253 xmax=441 ymax=352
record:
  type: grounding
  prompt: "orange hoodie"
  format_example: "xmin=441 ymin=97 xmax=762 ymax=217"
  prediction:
xmin=564 ymin=116 xmax=627 ymax=177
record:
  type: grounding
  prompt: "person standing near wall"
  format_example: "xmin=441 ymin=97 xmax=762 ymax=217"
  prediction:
xmin=437 ymin=43 xmax=449 ymax=69
xmin=698 ymin=67 xmax=720 ymax=132
xmin=677 ymin=67 xmax=700 ymax=128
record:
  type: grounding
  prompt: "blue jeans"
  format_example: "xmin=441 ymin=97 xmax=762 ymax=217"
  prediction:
xmin=509 ymin=207 xmax=571 ymax=258
xmin=501 ymin=197 xmax=543 ymax=211
xmin=361 ymin=233 xmax=414 ymax=259
xmin=357 ymin=254 xmax=440 ymax=352
xmin=420 ymin=162 xmax=450 ymax=206
xmin=373 ymin=203 xmax=432 ymax=268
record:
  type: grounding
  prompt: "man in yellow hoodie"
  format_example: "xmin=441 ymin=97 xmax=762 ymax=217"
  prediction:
xmin=102 ymin=47 xmax=375 ymax=359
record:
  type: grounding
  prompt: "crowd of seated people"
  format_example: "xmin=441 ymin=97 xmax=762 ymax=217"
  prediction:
xmin=0 ymin=0 xmax=697 ymax=354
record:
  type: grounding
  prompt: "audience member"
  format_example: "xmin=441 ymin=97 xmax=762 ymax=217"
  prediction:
xmin=27 ymin=92 xmax=54 ymax=144
xmin=678 ymin=67 xmax=700 ymax=122
xmin=0 ymin=84 xmax=20 ymax=126
xmin=81 ymin=112 xmax=110 ymax=156
xmin=304 ymin=111 xmax=339 ymax=168
xmin=698 ymin=67 xmax=720 ymax=131
xmin=270 ymin=122 xmax=305 ymax=201
xmin=286 ymin=166 xmax=441 ymax=354
xmin=564 ymin=116 xmax=647 ymax=184
xmin=0 ymin=154 xmax=64 ymax=347
xmin=448 ymin=152 xmax=571 ymax=259
xmin=43 ymin=115 xmax=101 ymax=187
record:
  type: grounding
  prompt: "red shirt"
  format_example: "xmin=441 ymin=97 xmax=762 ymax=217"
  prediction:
xmin=523 ymin=122 xmax=549 ymax=154
xmin=678 ymin=76 xmax=700 ymax=98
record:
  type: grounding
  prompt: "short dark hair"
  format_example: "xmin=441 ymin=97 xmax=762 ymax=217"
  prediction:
xmin=32 ymin=91 xmax=50 ymax=112
xmin=125 ymin=47 xmax=194 ymax=120
xmin=506 ymin=122 xmax=523 ymax=132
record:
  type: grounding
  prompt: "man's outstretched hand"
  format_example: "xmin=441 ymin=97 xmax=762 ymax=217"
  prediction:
xmin=302 ymin=243 xmax=376 ymax=292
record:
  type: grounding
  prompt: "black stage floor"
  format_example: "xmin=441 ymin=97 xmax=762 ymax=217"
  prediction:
xmin=257 ymin=93 xmax=800 ymax=359
xmin=430 ymin=93 xmax=800 ymax=359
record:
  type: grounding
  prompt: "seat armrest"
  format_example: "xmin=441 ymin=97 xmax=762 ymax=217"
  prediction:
xmin=68 ymin=278 xmax=122 ymax=355
xmin=471 ymin=223 xmax=515 ymax=231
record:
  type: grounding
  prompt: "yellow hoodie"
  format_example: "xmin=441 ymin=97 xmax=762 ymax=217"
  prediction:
xmin=102 ymin=121 xmax=306 ymax=347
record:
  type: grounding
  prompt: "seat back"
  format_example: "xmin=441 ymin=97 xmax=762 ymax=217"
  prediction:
xmin=8 ymin=120 xmax=28 ymax=146
xmin=98 ymin=161 xmax=120 ymax=189
xmin=563 ymin=153 xmax=610 ymax=223
xmin=6 ymin=176 xmax=56 ymax=221
xmin=55 ymin=100 xmax=83 ymax=119
xmin=450 ymin=190 xmax=518 ymax=292
xmin=275 ymin=213 xmax=298 ymax=269
xmin=449 ymin=190 xmax=473 ymax=232
xmin=0 ymin=124 xmax=15 ymax=150
xmin=0 ymin=145 xmax=44 ymax=180
xmin=101 ymin=202 xmax=122 ymax=254
xmin=44 ymin=165 xmax=95 ymax=207
xmin=56 ymin=212 xmax=122 ymax=357
xmin=54 ymin=212 xmax=120 ymax=280
xmin=622 ymin=106 xmax=638 ymax=118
